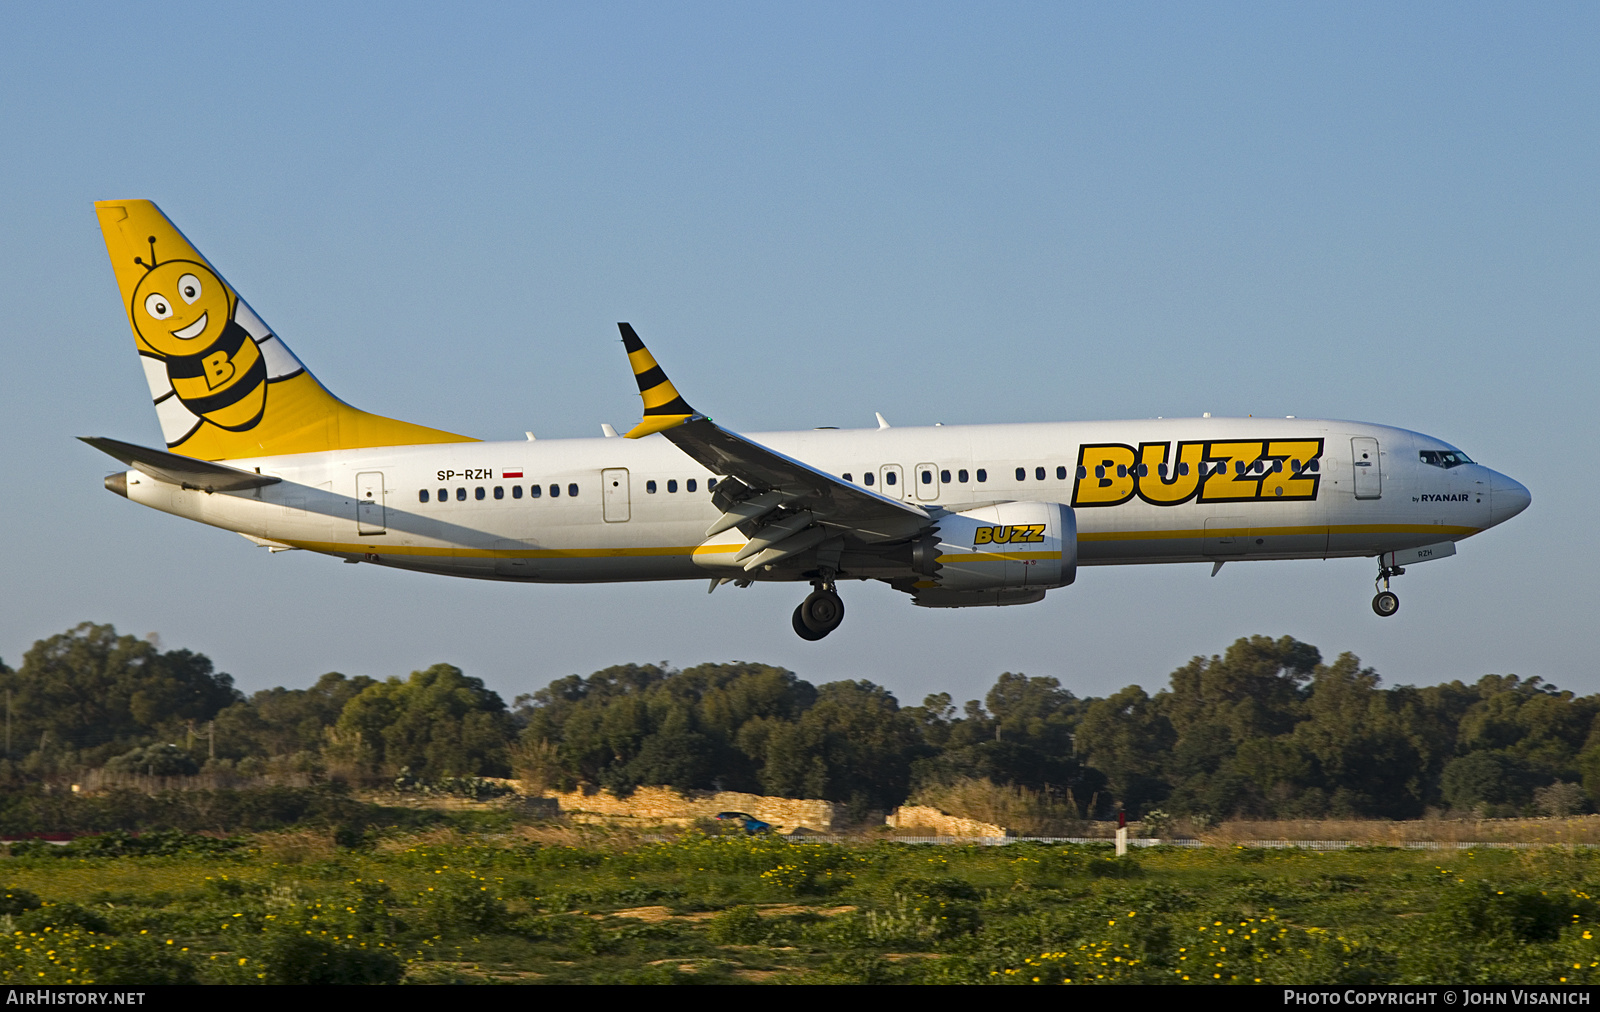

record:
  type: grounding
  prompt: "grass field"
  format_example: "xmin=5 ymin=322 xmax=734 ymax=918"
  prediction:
xmin=7 ymin=826 xmax=1600 ymax=984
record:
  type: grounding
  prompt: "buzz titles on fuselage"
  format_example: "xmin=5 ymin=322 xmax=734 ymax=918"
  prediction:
xmin=128 ymin=236 xmax=270 ymax=434
xmin=1072 ymin=438 xmax=1325 ymax=507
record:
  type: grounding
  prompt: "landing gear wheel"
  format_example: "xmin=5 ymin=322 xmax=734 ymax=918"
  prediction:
xmin=792 ymin=605 xmax=828 ymax=640
xmin=1372 ymin=591 xmax=1400 ymax=617
xmin=799 ymin=589 xmax=844 ymax=634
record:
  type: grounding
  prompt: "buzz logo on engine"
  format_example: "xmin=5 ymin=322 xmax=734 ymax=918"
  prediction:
xmin=973 ymin=524 xmax=1047 ymax=545
xmin=1071 ymin=438 xmax=1325 ymax=508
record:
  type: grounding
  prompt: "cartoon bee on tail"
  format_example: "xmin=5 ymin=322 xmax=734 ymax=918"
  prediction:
xmin=125 ymin=235 xmax=303 ymax=447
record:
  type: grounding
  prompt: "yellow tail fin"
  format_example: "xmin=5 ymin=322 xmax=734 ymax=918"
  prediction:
xmin=95 ymin=200 xmax=476 ymax=459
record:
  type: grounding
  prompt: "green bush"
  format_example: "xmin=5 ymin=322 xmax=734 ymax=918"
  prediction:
xmin=17 ymin=903 xmax=111 ymax=934
xmin=1088 ymin=856 xmax=1145 ymax=879
xmin=235 ymin=925 xmax=403 ymax=985
xmin=417 ymin=875 xmax=507 ymax=934
xmin=0 ymin=927 xmax=199 ymax=985
xmin=1431 ymin=881 xmax=1593 ymax=943
xmin=0 ymin=888 xmax=41 ymax=917
xmin=707 ymin=905 xmax=767 ymax=945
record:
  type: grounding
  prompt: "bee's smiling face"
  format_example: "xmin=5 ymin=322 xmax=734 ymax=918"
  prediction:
xmin=131 ymin=260 xmax=231 ymax=357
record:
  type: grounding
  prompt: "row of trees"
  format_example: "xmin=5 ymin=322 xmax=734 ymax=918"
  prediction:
xmin=2 ymin=623 xmax=1595 ymax=820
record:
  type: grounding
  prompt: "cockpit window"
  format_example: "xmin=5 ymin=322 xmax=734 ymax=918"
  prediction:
xmin=1420 ymin=449 xmax=1473 ymax=469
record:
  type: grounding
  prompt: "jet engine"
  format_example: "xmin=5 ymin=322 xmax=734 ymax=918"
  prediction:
xmin=910 ymin=501 xmax=1076 ymax=608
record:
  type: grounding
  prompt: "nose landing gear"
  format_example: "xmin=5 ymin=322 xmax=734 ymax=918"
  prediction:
xmin=793 ymin=578 xmax=845 ymax=640
xmin=1372 ymin=563 xmax=1404 ymax=617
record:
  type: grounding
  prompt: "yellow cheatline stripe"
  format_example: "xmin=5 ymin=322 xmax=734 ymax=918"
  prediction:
xmin=1077 ymin=523 xmax=1480 ymax=542
xmin=938 ymin=550 xmax=1062 ymax=562
xmin=640 ymin=379 xmax=683 ymax=409
xmin=627 ymin=347 xmax=659 ymax=373
xmin=271 ymin=523 xmax=1476 ymax=562
xmin=273 ymin=539 xmax=742 ymax=560
xmin=625 ymin=414 xmax=692 ymax=438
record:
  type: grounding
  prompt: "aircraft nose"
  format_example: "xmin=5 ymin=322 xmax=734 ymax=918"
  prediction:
xmin=1488 ymin=472 xmax=1530 ymax=526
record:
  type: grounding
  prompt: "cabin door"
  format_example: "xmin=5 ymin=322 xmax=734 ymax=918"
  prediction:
xmin=356 ymin=471 xmax=386 ymax=535
xmin=602 ymin=468 xmax=631 ymax=522
xmin=1351 ymin=437 xmax=1382 ymax=499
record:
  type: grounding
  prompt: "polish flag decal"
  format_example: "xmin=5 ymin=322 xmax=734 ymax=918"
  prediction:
xmin=503 ymin=470 xmax=524 ymax=479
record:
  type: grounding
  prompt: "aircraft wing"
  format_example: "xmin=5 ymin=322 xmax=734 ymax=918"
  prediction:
xmin=618 ymin=324 xmax=931 ymax=564
xmin=79 ymin=436 xmax=282 ymax=492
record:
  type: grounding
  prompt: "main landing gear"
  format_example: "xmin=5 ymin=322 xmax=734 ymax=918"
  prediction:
xmin=1372 ymin=562 xmax=1404 ymax=617
xmin=792 ymin=578 xmax=845 ymax=640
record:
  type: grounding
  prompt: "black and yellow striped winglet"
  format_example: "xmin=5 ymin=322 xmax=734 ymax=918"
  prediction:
xmin=619 ymin=323 xmax=699 ymax=438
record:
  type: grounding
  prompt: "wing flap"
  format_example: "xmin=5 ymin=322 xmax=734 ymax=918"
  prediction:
xmin=665 ymin=418 xmax=929 ymax=541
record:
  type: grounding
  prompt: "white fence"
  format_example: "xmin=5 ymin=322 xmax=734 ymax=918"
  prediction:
xmin=786 ymin=836 xmax=1557 ymax=849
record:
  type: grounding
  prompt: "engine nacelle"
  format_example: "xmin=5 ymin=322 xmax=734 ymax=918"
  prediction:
xmin=913 ymin=501 xmax=1076 ymax=607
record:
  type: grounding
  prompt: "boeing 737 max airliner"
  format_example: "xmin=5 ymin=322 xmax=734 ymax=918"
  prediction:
xmin=84 ymin=201 xmax=1531 ymax=639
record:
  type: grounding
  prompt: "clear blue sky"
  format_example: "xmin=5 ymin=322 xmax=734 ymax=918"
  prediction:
xmin=2 ymin=3 xmax=1594 ymax=706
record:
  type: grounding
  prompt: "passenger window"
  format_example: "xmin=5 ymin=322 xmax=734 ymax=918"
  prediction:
xmin=513 ymin=485 xmax=523 ymax=499
xmin=1015 ymin=467 xmax=1026 ymax=481
xmin=1138 ymin=464 xmax=1148 ymax=477
xmin=1035 ymin=466 xmax=1046 ymax=481
xmin=1157 ymin=463 xmax=1167 ymax=478
xmin=419 ymin=489 xmax=429 ymax=503
xmin=864 ymin=472 xmax=874 ymax=486
xmin=530 ymin=484 xmax=541 ymax=498
xmin=438 ymin=487 xmax=448 ymax=501
xmin=885 ymin=471 xmax=897 ymax=486
xmin=475 ymin=487 xmax=486 ymax=500
xmin=550 ymin=484 xmax=560 ymax=498
xmin=1179 ymin=462 xmax=1190 ymax=476
xmin=941 ymin=469 xmax=951 ymax=483
xmin=708 ymin=478 xmax=718 ymax=490
xmin=568 ymin=483 xmax=579 ymax=497
xmin=456 ymin=488 xmax=466 ymax=501
xmin=667 ymin=479 xmax=678 ymax=493
xmin=842 ymin=473 xmax=853 ymax=482
xmin=921 ymin=470 xmax=932 ymax=484
xmin=958 ymin=469 xmax=969 ymax=483
xmin=647 ymin=480 xmax=657 ymax=494
xmin=494 ymin=486 xmax=504 ymax=499
xmin=1235 ymin=460 xmax=1246 ymax=475
xmin=1056 ymin=466 xmax=1067 ymax=480
xmin=976 ymin=469 xmax=987 ymax=483
xmin=1308 ymin=460 xmax=1319 ymax=472
xmin=1077 ymin=466 xmax=1087 ymax=480
xmin=687 ymin=479 xmax=697 ymax=492
xmin=1116 ymin=465 xmax=1127 ymax=478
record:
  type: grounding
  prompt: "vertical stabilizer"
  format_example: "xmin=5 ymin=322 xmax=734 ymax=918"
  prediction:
xmin=95 ymin=200 xmax=476 ymax=459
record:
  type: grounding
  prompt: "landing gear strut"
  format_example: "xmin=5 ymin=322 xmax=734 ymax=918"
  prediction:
xmin=792 ymin=578 xmax=845 ymax=640
xmin=1372 ymin=563 xmax=1404 ymax=617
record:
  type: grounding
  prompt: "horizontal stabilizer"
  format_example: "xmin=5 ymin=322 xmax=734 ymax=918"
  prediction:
xmin=80 ymin=436 xmax=282 ymax=492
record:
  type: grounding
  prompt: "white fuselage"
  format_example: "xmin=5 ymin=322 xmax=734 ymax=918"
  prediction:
xmin=116 ymin=416 xmax=1529 ymax=584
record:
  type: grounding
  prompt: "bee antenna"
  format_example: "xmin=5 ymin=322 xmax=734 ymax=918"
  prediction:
xmin=145 ymin=236 xmax=159 ymax=268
